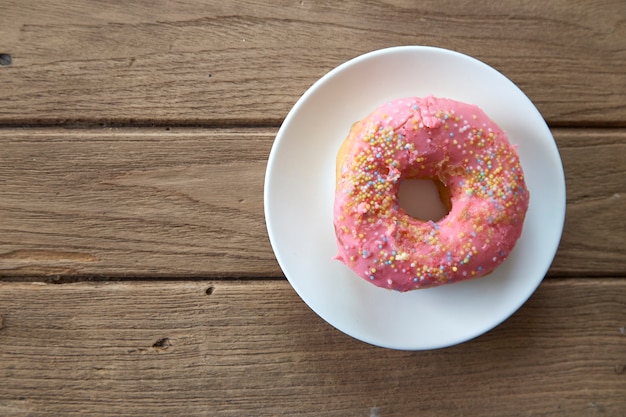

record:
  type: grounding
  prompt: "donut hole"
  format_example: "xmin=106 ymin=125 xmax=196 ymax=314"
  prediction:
xmin=397 ymin=178 xmax=451 ymax=222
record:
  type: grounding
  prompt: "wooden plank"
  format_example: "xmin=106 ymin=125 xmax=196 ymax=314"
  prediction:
xmin=0 ymin=279 xmax=625 ymax=416
xmin=1 ymin=0 xmax=624 ymax=126
xmin=0 ymin=128 xmax=624 ymax=278
xmin=0 ymin=128 xmax=277 ymax=277
xmin=552 ymin=128 xmax=626 ymax=275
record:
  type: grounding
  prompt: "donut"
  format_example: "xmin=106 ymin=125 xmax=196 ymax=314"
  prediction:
xmin=333 ymin=96 xmax=529 ymax=291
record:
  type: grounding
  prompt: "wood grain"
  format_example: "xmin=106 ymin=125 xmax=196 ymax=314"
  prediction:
xmin=1 ymin=128 xmax=624 ymax=279
xmin=552 ymin=128 xmax=626 ymax=276
xmin=1 ymin=2 xmax=624 ymax=416
xmin=0 ymin=128 xmax=275 ymax=278
xmin=0 ymin=279 xmax=625 ymax=417
xmin=1 ymin=0 xmax=624 ymax=126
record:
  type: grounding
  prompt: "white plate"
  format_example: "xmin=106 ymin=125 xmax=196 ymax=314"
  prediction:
xmin=264 ymin=46 xmax=566 ymax=350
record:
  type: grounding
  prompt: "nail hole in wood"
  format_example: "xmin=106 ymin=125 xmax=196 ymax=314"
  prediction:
xmin=205 ymin=286 xmax=215 ymax=296
xmin=152 ymin=337 xmax=171 ymax=350
xmin=0 ymin=54 xmax=12 ymax=66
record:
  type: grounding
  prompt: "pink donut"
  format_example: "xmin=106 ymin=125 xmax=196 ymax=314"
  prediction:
xmin=333 ymin=96 xmax=530 ymax=291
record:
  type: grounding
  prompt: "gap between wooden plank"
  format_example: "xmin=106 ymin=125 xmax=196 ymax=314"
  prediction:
xmin=0 ymin=119 xmax=285 ymax=130
xmin=0 ymin=121 xmax=625 ymax=130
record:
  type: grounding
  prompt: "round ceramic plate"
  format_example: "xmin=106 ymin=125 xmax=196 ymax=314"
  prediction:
xmin=264 ymin=46 xmax=566 ymax=350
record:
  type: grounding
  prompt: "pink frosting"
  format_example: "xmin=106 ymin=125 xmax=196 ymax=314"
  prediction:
xmin=333 ymin=96 xmax=529 ymax=291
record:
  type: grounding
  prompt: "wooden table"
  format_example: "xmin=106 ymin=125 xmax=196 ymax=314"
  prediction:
xmin=1 ymin=1 xmax=625 ymax=415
